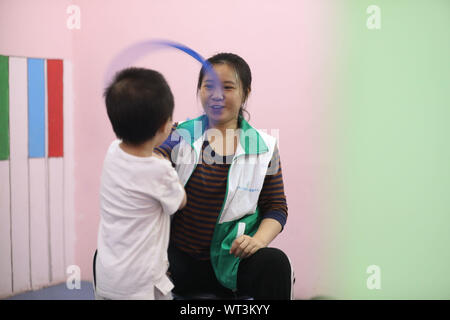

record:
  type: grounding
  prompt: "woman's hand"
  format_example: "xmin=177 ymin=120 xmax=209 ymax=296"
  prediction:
xmin=229 ymin=218 xmax=283 ymax=259
xmin=229 ymin=235 xmax=266 ymax=259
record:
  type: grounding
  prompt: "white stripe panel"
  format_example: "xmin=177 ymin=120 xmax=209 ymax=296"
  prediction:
xmin=49 ymin=157 xmax=65 ymax=283
xmin=63 ymin=60 xmax=74 ymax=269
xmin=0 ymin=161 xmax=12 ymax=297
xmin=9 ymin=57 xmax=31 ymax=293
xmin=29 ymin=158 xmax=50 ymax=288
xmin=44 ymin=59 xmax=51 ymax=282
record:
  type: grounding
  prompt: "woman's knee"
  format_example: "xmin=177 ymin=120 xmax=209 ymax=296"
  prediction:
xmin=254 ymin=247 xmax=291 ymax=273
xmin=238 ymin=247 xmax=292 ymax=300
xmin=239 ymin=247 xmax=291 ymax=278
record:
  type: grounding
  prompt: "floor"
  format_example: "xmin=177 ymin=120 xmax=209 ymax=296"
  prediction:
xmin=3 ymin=281 xmax=95 ymax=300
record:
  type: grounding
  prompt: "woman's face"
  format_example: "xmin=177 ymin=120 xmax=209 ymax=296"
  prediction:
xmin=199 ymin=63 xmax=246 ymax=128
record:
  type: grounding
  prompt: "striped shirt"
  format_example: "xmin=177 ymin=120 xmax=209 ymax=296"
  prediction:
xmin=155 ymin=125 xmax=288 ymax=260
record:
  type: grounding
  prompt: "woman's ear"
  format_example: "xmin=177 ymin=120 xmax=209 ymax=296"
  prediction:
xmin=242 ymin=88 xmax=251 ymax=104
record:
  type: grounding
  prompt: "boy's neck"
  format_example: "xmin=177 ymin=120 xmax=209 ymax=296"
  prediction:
xmin=119 ymin=140 xmax=156 ymax=158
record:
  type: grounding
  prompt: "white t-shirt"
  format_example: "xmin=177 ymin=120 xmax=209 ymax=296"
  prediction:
xmin=96 ymin=140 xmax=185 ymax=300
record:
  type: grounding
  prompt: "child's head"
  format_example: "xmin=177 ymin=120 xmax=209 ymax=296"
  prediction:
xmin=104 ymin=67 xmax=174 ymax=146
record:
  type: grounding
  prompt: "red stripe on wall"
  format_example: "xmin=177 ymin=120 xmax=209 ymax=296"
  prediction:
xmin=47 ymin=60 xmax=63 ymax=157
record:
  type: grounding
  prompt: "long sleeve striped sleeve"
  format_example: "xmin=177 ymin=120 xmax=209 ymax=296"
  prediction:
xmin=257 ymin=145 xmax=288 ymax=229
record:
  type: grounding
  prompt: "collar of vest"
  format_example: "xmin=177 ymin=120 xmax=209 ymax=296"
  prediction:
xmin=176 ymin=114 xmax=269 ymax=155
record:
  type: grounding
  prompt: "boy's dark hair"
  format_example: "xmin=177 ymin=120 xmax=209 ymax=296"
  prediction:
xmin=197 ymin=53 xmax=252 ymax=122
xmin=104 ymin=67 xmax=174 ymax=145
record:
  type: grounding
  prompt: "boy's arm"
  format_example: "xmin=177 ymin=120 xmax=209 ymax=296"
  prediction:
xmin=155 ymin=122 xmax=187 ymax=212
xmin=154 ymin=122 xmax=179 ymax=163
xmin=178 ymin=189 xmax=187 ymax=210
xmin=158 ymin=161 xmax=186 ymax=216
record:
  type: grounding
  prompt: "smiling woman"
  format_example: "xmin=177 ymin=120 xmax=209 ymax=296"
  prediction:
xmin=199 ymin=65 xmax=243 ymax=134
xmin=197 ymin=53 xmax=252 ymax=129
xmin=155 ymin=53 xmax=293 ymax=300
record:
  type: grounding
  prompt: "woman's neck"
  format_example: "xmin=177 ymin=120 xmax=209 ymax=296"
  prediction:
xmin=208 ymin=117 xmax=239 ymax=135
xmin=206 ymin=117 xmax=240 ymax=156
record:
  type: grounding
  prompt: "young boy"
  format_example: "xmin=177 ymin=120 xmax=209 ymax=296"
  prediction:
xmin=95 ymin=67 xmax=186 ymax=300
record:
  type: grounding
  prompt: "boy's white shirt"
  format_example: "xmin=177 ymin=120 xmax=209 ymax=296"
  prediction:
xmin=96 ymin=140 xmax=184 ymax=300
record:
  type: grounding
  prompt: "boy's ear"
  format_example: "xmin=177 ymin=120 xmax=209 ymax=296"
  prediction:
xmin=159 ymin=118 xmax=172 ymax=133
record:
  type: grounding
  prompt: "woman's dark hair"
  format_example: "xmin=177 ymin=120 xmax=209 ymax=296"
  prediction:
xmin=104 ymin=67 xmax=174 ymax=145
xmin=197 ymin=53 xmax=251 ymax=121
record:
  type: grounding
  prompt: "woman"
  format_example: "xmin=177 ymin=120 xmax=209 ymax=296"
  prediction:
xmin=155 ymin=53 xmax=292 ymax=300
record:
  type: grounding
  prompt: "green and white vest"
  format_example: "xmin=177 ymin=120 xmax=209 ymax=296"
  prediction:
xmin=171 ymin=115 xmax=277 ymax=290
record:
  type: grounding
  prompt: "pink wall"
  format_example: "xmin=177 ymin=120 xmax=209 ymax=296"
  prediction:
xmin=1 ymin=0 xmax=337 ymax=298
xmin=0 ymin=0 xmax=73 ymax=59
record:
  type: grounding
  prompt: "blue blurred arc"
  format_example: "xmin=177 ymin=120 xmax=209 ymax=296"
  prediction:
xmin=104 ymin=39 xmax=220 ymax=90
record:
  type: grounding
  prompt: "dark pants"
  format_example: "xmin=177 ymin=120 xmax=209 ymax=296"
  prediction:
xmin=168 ymin=244 xmax=292 ymax=300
